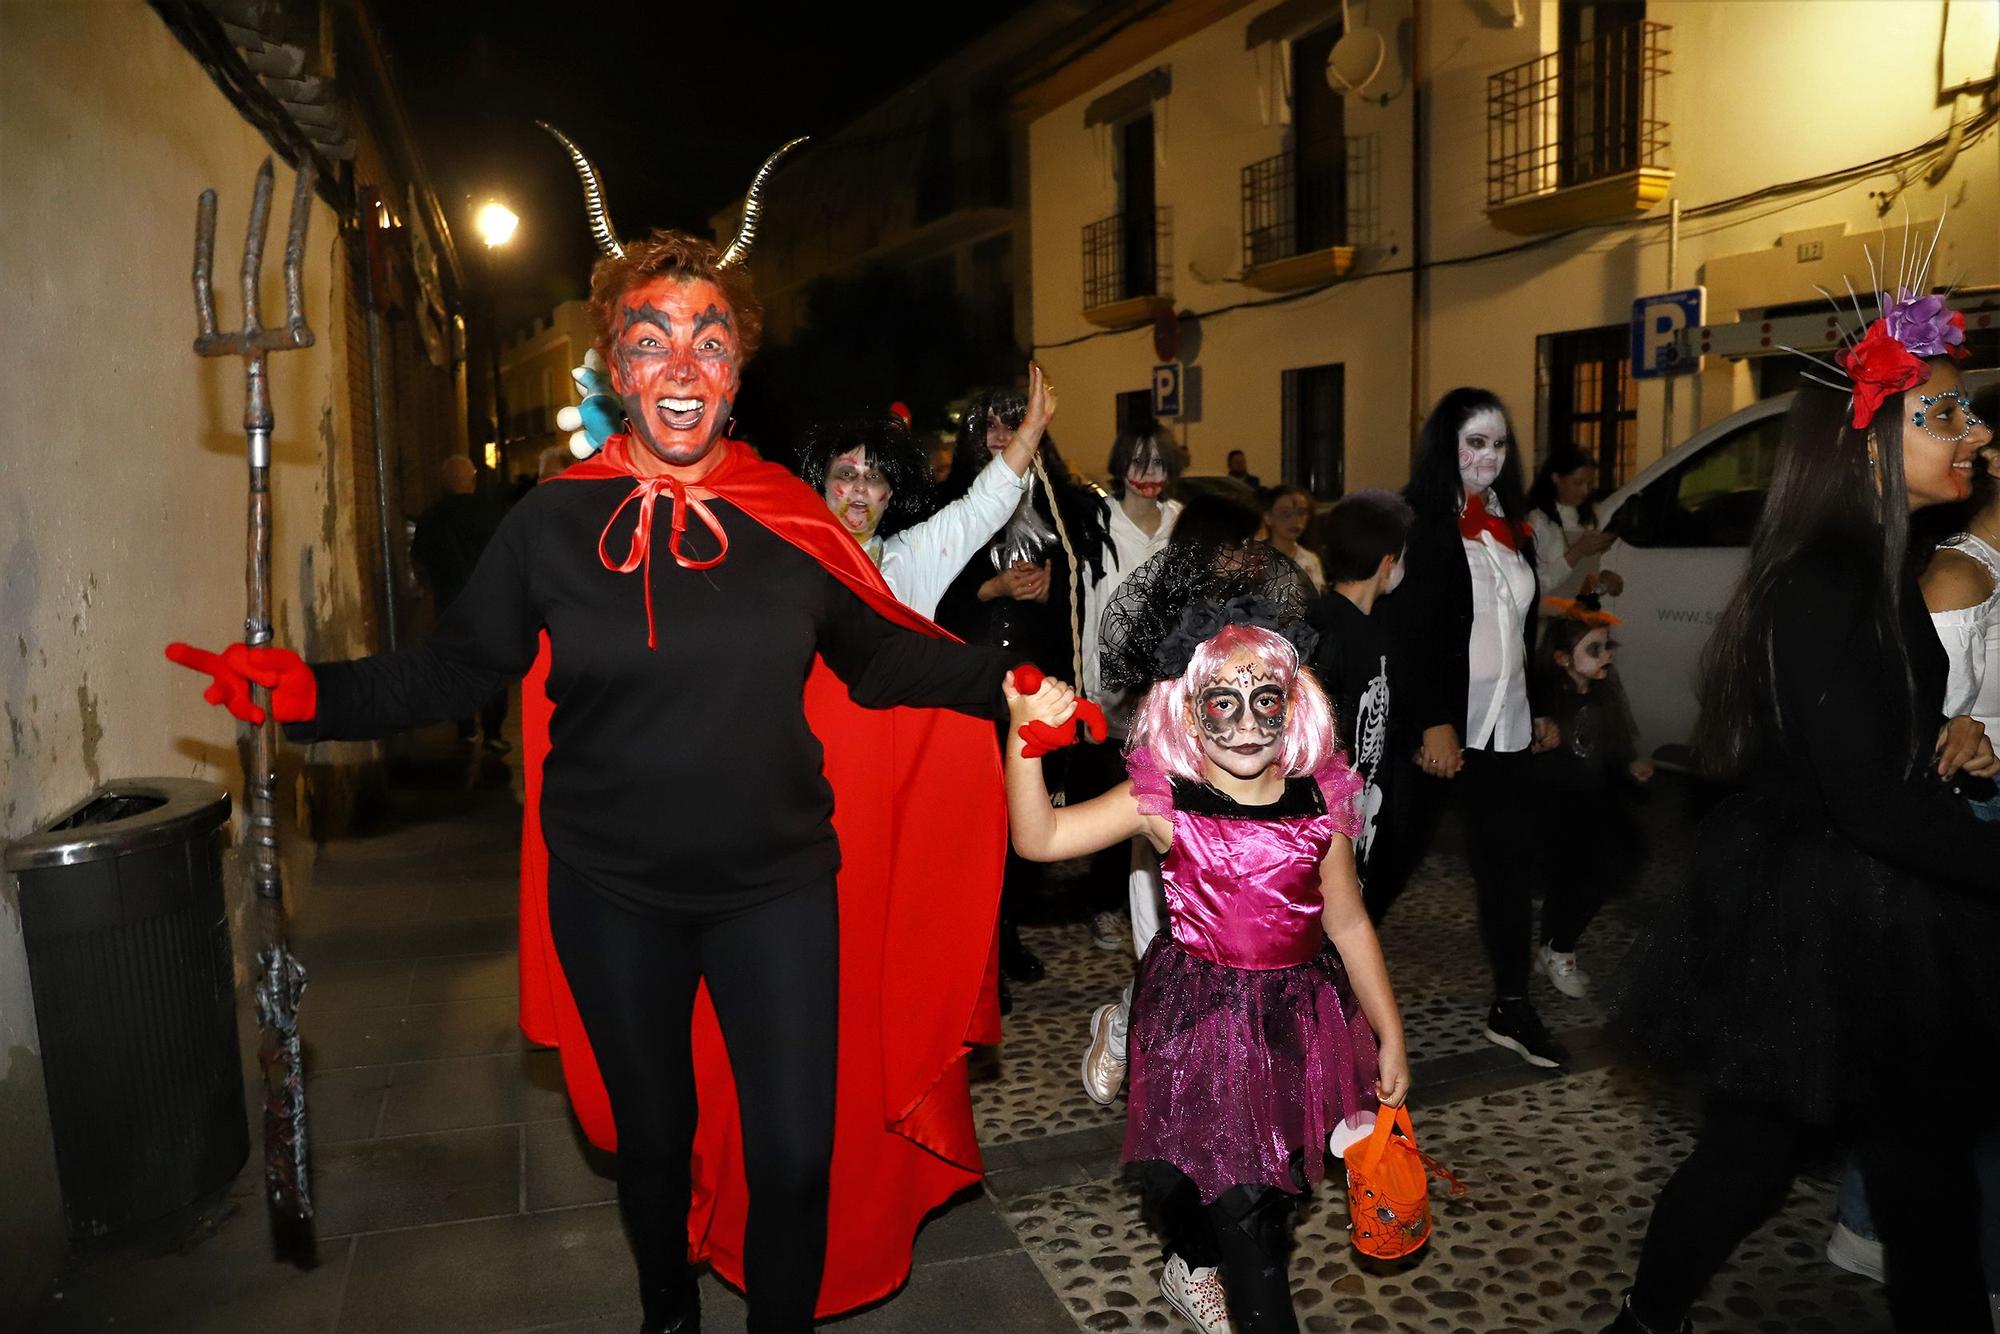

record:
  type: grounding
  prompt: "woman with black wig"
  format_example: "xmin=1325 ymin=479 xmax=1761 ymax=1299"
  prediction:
xmin=935 ymin=389 xmax=1111 ymax=993
xmin=1604 ymin=336 xmax=2000 ymax=1330
xmin=1379 ymin=388 xmax=1566 ymax=1068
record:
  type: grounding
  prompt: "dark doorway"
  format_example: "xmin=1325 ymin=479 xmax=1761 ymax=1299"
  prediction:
xmin=1290 ymin=23 xmax=1348 ymax=252
xmin=1282 ymin=363 xmax=1344 ymax=500
xmin=1117 ymin=114 xmax=1157 ymax=300
xmin=1558 ymin=1 xmax=1645 ymax=187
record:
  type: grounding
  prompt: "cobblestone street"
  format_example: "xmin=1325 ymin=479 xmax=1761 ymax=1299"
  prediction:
xmin=24 ymin=736 xmax=1893 ymax=1334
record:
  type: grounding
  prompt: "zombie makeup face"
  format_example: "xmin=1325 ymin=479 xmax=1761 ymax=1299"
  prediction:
xmin=824 ymin=446 xmax=892 ymax=541
xmin=1560 ymin=626 xmax=1615 ymax=689
xmin=1456 ymin=408 xmax=1512 ymax=498
xmin=1126 ymin=440 xmax=1169 ymax=499
xmin=1267 ymin=492 xmax=1311 ymax=543
xmin=607 ymin=275 xmax=741 ymax=469
xmin=1192 ymin=648 xmax=1289 ymax=779
xmin=1900 ymin=360 xmax=1993 ymax=509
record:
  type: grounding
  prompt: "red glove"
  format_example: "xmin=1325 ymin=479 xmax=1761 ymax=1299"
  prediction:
xmin=1010 ymin=664 xmax=1108 ymax=758
xmin=165 ymin=642 xmax=317 ymax=725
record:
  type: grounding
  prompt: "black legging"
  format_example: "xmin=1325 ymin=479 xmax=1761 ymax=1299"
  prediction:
xmin=1371 ymin=746 xmax=1536 ymax=998
xmin=547 ymin=857 xmax=840 ymax=1334
xmin=1150 ymin=1166 xmax=1301 ymax=1333
xmin=1630 ymin=1095 xmax=1988 ymax=1332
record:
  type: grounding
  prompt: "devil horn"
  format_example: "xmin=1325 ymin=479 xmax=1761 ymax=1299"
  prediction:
xmin=719 ymin=137 xmax=809 ymax=269
xmin=537 ymin=121 xmax=625 ymax=260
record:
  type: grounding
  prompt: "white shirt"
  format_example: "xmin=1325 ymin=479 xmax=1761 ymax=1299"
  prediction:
xmin=1463 ymin=496 xmax=1535 ymax=752
xmin=868 ymin=455 xmax=1030 ymax=621
xmin=1931 ymin=533 xmax=2000 ymax=735
xmin=1082 ymin=497 xmax=1182 ymax=714
xmin=1531 ymin=501 xmax=1598 ymax=602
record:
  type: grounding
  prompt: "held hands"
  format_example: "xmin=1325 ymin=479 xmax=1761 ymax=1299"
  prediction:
xmin=1531 ymin=716 xmax=1560 ymax=754
xmin=1416 ymin=724 xmax=1463 ymax=779
xmin=165 ymin=642 xmax=317 ymax=725
xmin=1003 ymin=664 xmax=1107 ymax=758
xmin=1936 ymin=715 xmax=2000 ymax=780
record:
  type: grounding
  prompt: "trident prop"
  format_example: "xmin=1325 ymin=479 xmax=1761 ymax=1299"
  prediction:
xmin=192 ymin=157 xmax=316 ymax=1250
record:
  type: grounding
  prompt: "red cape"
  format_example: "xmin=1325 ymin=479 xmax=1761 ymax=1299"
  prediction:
xmin=516 ymin=438 xmax=1004 ymax=1317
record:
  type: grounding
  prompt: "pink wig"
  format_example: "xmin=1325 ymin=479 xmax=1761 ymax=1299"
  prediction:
xmin=1129 ymin=623 xmax=1338 ymax=783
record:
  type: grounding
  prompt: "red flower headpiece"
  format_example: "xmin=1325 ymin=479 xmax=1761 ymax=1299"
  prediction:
xmin=1835 ymin=319 xmax=1931 ymax=431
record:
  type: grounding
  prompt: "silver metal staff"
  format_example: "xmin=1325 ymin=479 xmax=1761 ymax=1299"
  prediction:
xmin=192 ymin=157 xmax=316 ymax=1246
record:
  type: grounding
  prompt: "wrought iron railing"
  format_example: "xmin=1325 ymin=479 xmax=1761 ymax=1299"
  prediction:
xmin=1487 ymin=21 xmax=1670 ymax=207
xmin=1082 ymin=205 xmax=1172 ymax=310
xmin=1241 ymin=135 xmax=1378 ymax=269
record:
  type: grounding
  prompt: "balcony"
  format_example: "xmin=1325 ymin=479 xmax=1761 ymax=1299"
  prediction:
xmin=1082 ymin=205 xmax=1173 ymax=327
xmin=1486 ymin=21 xmax=1672 ymax=235
xmin=1239 ymin=136 xmax=1378 ymax=292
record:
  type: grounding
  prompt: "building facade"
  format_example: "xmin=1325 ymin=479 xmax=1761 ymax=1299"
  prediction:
xmin=498 ymin=299 xmax=597 ymax=482
xmin=0 ymin=0 xmax=468 ymax=1308
xmin=1017 ymin=0 xmax=2000 ymax=495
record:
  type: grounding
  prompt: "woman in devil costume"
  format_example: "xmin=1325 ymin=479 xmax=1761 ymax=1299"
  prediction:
xmin=169 ymin=130 xmax=1015 ymax=1334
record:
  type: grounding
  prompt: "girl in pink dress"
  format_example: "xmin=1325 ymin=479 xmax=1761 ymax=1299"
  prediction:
xmin=1005 ymin=544 xmax=1409 ymax=1334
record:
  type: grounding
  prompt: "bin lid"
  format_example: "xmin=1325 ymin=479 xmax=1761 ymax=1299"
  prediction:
xmin=4 ymin=778 xmax=232 ymax=872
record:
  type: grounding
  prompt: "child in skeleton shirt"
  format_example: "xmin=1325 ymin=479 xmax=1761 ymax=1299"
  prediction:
xmin=1529 ymin=590 xmax=1652 ymax=1000
xmin=1005 ymin=544 xmax=1408 ymax=1334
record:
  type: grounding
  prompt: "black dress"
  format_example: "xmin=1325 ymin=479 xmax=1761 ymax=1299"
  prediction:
xmin=1615 ymin=550 xmax=2000 ymax=1123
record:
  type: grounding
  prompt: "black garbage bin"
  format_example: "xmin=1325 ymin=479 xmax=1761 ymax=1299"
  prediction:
xmin=4 ymin=777 xmax=249 ymax=1239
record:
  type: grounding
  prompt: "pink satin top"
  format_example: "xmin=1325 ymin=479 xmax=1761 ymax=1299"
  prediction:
xmin=1127 ymin=746 xmax=1364 ymax=971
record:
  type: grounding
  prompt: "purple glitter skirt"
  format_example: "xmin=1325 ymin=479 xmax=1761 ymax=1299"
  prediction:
xmin=1124 ymin=931 xmax=1379 ymax=1204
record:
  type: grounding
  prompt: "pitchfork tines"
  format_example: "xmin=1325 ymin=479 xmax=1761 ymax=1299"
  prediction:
xmin=192 ymin=157 xmax=315 ymax=364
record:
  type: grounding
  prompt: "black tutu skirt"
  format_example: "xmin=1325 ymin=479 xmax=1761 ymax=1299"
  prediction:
xmin=1612 ymin=791 xmax=2000 ymax=1125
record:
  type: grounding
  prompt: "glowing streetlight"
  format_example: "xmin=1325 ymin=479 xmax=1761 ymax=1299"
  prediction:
xmin=476 ymin=201 xmax=519 ymax=248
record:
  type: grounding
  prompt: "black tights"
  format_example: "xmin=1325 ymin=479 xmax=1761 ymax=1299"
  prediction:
xmin=1630 ymin=1095 xmax=1988 ymax=1332
xmin=547 ymin=859 xmax=840 ymax=1334
xmin=1152 ymin=1168 xmax=1300 ymax=1333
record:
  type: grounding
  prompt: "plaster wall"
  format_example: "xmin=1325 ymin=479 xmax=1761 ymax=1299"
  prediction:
xmin=0 ymin=4 xmax=377 ymax=1314
xmin=1026 ymin=0 xmax=1998 ymax=490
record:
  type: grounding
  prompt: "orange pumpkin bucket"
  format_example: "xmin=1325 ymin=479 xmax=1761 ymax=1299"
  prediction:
xmin=1344 ymin=1106 xmax=1464 ymax=1260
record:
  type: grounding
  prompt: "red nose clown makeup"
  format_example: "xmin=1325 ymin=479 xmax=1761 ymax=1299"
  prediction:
xmin=608 ymin=276 xmax=742 ymax=470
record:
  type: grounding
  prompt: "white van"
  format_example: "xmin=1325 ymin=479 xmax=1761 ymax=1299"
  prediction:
xmin=1596 ymin=368 xmax=1996 ymax=766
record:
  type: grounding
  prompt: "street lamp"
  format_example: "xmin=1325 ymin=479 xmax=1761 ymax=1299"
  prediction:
xmin=476 ymin=200 xmax=519 ymax=248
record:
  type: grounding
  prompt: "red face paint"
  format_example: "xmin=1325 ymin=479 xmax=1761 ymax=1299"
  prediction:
xmin=608 ymin=276 xmax=742 ymax=472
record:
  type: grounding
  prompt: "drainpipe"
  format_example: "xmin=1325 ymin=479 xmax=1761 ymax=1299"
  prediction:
xmin=1408 ymin=0 xmax=1427 ymax=459
xmin=1662 ymin=197 xmax=1680 ymax=456
xmin=356 ymin=198 xmax=400 ymax=652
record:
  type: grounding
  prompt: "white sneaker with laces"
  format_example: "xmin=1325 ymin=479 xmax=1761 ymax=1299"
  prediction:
xmin=1090 ymin=910 xmax=1126 ymax=953
xmin=1825 ymin=1218 xmax=1885 ymax=1284
xmin=1080 ymin=1002 xmax=1128 ymax=1104
xmin=1537 ymin=943 xmax=1591 ymax=999
xmin=1159 ymin=1253 xmax=1232 ymax=1333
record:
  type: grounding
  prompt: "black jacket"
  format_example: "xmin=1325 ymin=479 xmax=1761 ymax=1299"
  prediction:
xmin=1383 ymin=510 xmax=1543 ymax=743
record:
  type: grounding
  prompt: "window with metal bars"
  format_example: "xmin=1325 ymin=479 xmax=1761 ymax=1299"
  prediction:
xmin=1537 ymin=325 xmax=1636 ymax=492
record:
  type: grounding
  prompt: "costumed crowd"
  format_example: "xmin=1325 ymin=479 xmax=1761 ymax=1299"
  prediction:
xmin=163 ymin=130 xmax=2000 ymax=1334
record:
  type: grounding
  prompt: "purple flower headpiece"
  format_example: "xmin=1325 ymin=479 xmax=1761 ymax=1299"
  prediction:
xmin=1881 ymin=289 xmax=1967 ymax=360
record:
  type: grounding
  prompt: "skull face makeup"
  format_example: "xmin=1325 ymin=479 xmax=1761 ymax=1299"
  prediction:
xmin=1192 ymin=647 xmax=1289 ymax=779
xmin=1126 ymin=439 xmax=1169 ymax=499
xmin=1456 ymin=408 xmax=1511 ymax=497
xmin=607 ymin=276 xmax=742 ymax=470
xmin=1562 ymin=625 xmax=1615 ymax=687
xmin=825 ymin=446 xmax=892 ymax=541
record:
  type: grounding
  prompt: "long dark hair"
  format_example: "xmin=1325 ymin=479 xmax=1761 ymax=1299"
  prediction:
xmin=796 ymin=415 xmax=934 ymax=538
xmin=1694 ymin=380 xmax=1918 ymax=779
xmin=941 ymin=386 xmax=1110 ymax=583
xmin=1527 ymin=442 xmax=1598 ymax=527
xmin=1407 ymin=387 xmax=1533 ymax=548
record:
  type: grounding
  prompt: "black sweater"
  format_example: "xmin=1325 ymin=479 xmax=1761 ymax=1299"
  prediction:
xmin=1383 ymin=510 xmax=1544 ymax=744
xmin=292 ymin=478 xmax=1011 ymax=912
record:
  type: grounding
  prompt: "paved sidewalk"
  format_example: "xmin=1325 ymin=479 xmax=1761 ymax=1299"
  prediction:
xmin=23 ymin=744 xmax=1892 ymax=1334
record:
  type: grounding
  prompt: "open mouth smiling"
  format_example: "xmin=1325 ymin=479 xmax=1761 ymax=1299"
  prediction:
xmin=656 ymin=397 xmax=706 ymax=431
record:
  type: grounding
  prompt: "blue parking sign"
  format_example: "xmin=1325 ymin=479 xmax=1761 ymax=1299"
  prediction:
xmin=1631 ymin=288 xmax=1704 ymax=379
xmin=1153 ymin=363 xmax=1182 ymax=418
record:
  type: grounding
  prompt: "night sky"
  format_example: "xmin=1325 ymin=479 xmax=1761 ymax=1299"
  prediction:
xmin=376 ymin=1 xmax=1037 ymax=328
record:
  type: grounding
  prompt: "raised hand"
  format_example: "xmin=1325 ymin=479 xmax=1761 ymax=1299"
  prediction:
xmin=554 ymin=350 xmax=626 ymax=459
xmin=165 ymin=642 xmax=317 ymax=725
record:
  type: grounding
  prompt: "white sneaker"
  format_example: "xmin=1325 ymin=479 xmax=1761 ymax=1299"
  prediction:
xmin=1159 ymin=1253 xmax=1233 ymax=1333
xmin=1080 ymin=1002 xmax=1128 ymax=1104
xmin=1825 ymin=1218 xmax=1885 ymax=1284
xmin=1090 ymin=910 xmax=1126 ymax=953
xmin=1537 ymin=943 xmax=1592 ymax=999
